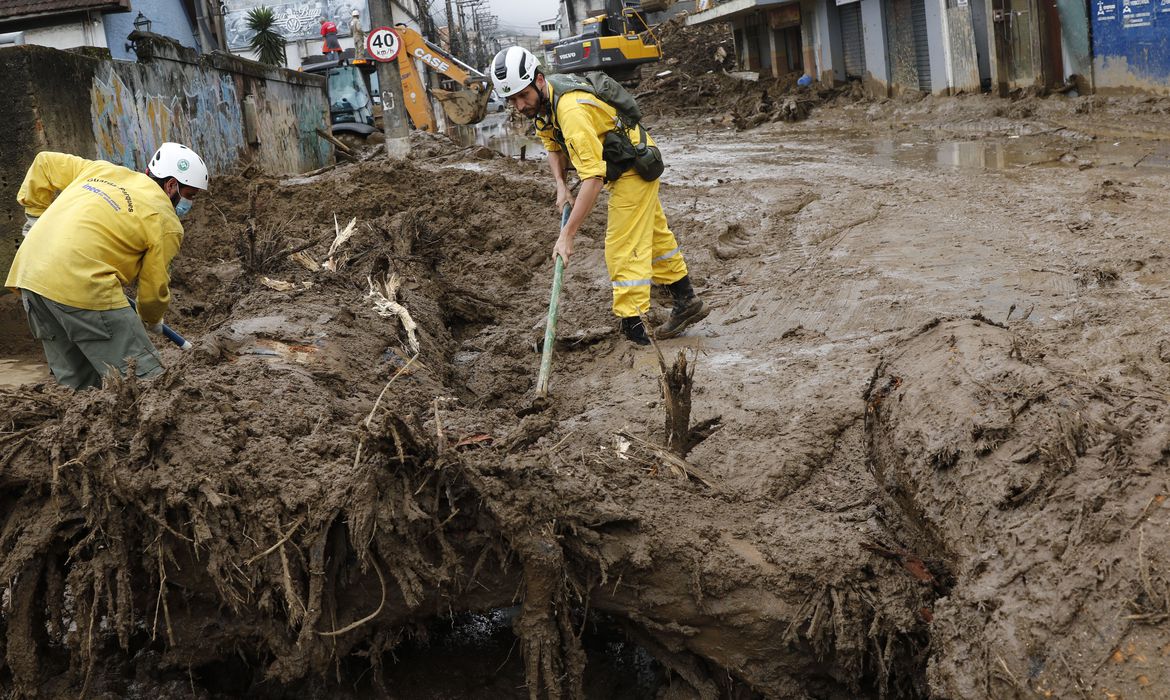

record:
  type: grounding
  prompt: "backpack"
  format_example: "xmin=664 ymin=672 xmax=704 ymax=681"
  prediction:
xmin=546 ymin=71 xmax=643 ymax=128
xmin=545 ymin=71 xmax=663 ymax=182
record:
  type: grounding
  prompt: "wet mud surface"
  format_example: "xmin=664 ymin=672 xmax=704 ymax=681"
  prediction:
xmin=3 ymin=95 xmax=1170 ymax=698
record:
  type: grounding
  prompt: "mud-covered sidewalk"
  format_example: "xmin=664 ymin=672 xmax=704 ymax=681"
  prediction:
xmin=3 ymin=93 xmax=1170 ymax=698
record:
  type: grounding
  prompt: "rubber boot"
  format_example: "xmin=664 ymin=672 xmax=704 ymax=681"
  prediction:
xmin=620 ymin=316 xmax=651 ymax=346
xmin=656 ymin=275 xmax=709 ymax=339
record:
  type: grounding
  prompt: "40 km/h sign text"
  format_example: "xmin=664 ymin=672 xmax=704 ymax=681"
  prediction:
xmin=366 ymin=27 xmax=401 ymax=62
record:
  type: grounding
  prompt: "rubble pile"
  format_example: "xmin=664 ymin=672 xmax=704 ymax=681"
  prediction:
xmin=638 ymin=16 xmax=861 ymax=129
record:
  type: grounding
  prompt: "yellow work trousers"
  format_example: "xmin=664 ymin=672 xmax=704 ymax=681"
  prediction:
xmin=605 ymin=174 xmax=688 ymax=318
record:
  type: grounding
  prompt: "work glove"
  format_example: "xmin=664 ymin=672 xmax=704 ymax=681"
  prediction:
xmin=21 ymin=215 xmax=37 ymax=237
xmin=145 ymin=321 xmax=165 ymax=337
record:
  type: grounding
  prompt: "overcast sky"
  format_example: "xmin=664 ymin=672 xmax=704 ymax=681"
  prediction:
xmin=486 ymin=0 xmax=560 ymax=33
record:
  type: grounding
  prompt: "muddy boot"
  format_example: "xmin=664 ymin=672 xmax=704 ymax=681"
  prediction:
xmin=620 ymin=316 xmax=650 ymax=346
xmin=656 ymin=275 xmax=709 ymax=339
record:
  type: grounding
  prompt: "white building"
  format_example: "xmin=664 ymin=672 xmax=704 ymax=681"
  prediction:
xmin=539 ymin=17 xmax=558 ymax=46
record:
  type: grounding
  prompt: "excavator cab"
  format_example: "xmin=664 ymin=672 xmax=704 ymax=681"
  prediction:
xmin=552 ymin=0 xmax=661 ymax=82
xmin=301 ymin=54 xmax=378 ymax=139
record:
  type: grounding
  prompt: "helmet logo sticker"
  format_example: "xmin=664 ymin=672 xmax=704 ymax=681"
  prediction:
xmin=177 ymin=159 xmax=190 ymax=172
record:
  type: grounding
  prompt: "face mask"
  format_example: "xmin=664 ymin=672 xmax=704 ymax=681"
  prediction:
xmin=175 ymin=196 xmax=193 ymax=218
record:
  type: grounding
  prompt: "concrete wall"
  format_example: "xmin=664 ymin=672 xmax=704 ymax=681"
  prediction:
xmin=943 ymin=2 xmax=981 ymax=93
xmin=0 ymin=46 xmax=99 ymax=274
xmin=823 ymin=2 xmax=846 ymax=82
xmin=885 ymin=0 xmax=921 ymax=92
xmin=813 ymin=0 xmax=841 ymax=82
xmin=1 ymin=38 xmax=331 ymax=272
xmin=861 ymin=0 xmax=892 ymax=94
xmin=1089 ymin=0 xmax=1170 ymax=93
xmin=800 ymin=0 xmax=820 ymax=80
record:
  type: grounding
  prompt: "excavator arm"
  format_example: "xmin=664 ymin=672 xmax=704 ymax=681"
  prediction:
xmin=394 ymin=25 xmax=491 ymax=132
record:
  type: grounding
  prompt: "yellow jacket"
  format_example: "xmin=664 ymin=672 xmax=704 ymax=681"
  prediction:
xmin=6 ymin=152 xmax=183 ymax=325
xmin=536 ymin=83 xmax=655 ymax=183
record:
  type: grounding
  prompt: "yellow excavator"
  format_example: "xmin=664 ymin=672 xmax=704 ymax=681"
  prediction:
xmin=302 ymin=26 xmax=489 ymax=139
xmin=551 ymin=0 xmax=661 ymax=83
xmin=394 ymin=24 xmax=490 ymax=132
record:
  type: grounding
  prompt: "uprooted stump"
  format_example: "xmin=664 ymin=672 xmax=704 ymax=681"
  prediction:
xmin=866 ymin=318 xmax=1170 ymax=699
xmin=0 ymin=345 xmax=934 ymax=697
xmin=655 ymin=348 xmax=721 ymax=457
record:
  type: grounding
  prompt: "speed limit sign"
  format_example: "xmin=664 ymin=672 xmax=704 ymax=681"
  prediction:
xmin=366 ymin=26 xmax=401 ymax=62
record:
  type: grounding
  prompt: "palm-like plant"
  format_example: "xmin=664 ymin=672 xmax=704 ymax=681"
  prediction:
xmin=247 ymin=7 xmax=286 ymax=66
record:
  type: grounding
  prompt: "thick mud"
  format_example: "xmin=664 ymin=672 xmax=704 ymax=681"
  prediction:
xmin=3 ymin=92 xmax=1170 ymax=698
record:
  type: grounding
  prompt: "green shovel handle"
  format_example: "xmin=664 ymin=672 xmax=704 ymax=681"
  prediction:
xmin=536 ymin=205 xmax=571 ymax=398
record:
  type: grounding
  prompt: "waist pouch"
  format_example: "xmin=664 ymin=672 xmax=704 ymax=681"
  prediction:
xmin=602 ymin=125 xmax=664 ymax=183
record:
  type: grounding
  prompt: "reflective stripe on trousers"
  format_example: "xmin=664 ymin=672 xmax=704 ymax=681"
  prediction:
xmin=605 ymin=173 xmax=688 ymax=317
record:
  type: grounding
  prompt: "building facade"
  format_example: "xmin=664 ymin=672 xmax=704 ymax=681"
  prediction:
xmin=220 ymin=0 xmax=421 ymax=70
xmin=0 ymin=0 xmax=203 ymax=60
xmin=688 ymin=0 xmax=1170 ymax=96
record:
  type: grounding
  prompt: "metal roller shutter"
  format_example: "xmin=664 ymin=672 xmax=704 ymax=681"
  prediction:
xmin=912 ymin=0 xmax=931 ymax=93
xmin=839 ymin=3 xmax=866 ymax=79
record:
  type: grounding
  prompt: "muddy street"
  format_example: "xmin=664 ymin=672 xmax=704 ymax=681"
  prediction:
xmin=4 ymin=93 xmax=1170 ymax=699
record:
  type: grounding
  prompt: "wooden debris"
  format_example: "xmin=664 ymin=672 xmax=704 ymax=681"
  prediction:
xmin=290 ymin=251 xmax=319 ymax=271
xmin=323 ymin=216 xmax=358 ymax=272
xmin=367 ymin=273 xmax=420 ymax=354
xmin=616 ymin=430 xmax=718 ymax=490
xmin=260 ymin=277 xmax=297 ymax=292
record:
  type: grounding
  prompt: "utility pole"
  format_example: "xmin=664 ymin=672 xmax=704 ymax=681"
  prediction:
xmin=370 ymin=0 xmax=411 ymax=160
xmin=471 ymin=9 xmax=482 ymax=68
xmin=443 ymin=0 xmax=458 ymax=54
xmin=414 ymin=0 xmax=435 ymax=41
xmin=455 ymin=1 xmax=469 ymax=62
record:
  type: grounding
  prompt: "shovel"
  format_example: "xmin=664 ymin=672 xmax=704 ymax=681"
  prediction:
xmin=127 ymin=298 xmax=193 ymax=351
xmin=520 ymin=205 xmax=571 ymax=415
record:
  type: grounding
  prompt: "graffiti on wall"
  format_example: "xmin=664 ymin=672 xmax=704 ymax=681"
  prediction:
xmin=223 ymin=0 xmax=366 ymax=49
xmin=90 ymin=69 xmax=246 ymax=174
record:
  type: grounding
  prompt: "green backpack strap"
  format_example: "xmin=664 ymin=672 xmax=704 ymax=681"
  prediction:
xmin=546 ymin=73 xmax=598 ymax=150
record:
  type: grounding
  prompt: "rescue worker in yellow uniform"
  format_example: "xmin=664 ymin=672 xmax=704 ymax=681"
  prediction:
xmin=490 ymin=46 xmax=708 ymax=345
xmin=6 ymin=143 xmax=208 ymax=389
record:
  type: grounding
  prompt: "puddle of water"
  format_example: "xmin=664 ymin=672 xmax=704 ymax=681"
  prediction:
xmin=865 ymin=138 xmax=1067 ymax=171
xmin=1135 ymin=151 xmax=1170 ymax=168
xmin=0 ymin=357 xmax=49 ymax=387
xmin=451 ymin=113 xmax=546 ymax=160
xmin=860 ymin=136 xmax=1170 ymax=172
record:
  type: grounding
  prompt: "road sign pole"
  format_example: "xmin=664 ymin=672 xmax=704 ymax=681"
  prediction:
xmin=367 ymin=2 xmax=411 ymax=160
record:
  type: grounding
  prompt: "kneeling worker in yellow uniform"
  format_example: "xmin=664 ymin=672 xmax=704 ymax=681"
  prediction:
xmin=6 ymin=143 xmax=208 ymax=389
xmin=491 ymin=46 xmax=708 ymax=345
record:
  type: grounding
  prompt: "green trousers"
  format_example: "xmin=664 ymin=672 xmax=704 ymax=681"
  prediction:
xmin=20 ymin=289 xmax=163 ymax=390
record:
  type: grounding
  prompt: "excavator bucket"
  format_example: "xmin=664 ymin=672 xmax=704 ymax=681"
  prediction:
xmin=433 ymin=87 xmax=490 ymax=125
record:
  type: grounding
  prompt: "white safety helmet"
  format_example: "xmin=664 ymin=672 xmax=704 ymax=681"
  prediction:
xmin=147 ymin=142 xmax=209 ymax=190
xmin=352 ymin=9 xmax=360 ymax=16
xmin=491 ymin=46 xmax=539 ymax=98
